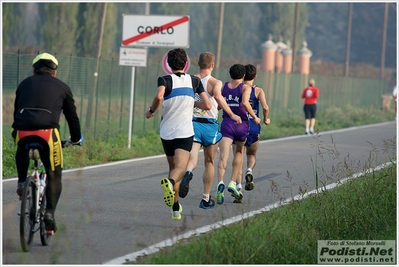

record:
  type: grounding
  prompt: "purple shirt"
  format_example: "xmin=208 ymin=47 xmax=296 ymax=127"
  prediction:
xmin=221 ymin=82 xmax=248 ymax=121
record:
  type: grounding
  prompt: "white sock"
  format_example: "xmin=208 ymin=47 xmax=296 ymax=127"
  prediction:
xmin=310 ymin=127 xmax=314 ymax=132
xmin=203 ymin=194 xmax=210 ymax=202
xmin=306 ymin=128 xmax=309 ymax=132
xmin=247 ymin=168 xmax=252 ymax=173
xmin=237 ymin=183 xmax=242 ymax=191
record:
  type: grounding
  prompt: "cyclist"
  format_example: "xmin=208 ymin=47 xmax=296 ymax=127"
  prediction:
xmin=12 ymin=52 xmax=82 ymax=233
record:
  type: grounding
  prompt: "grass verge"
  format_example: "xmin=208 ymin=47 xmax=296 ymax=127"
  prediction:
xmin=131 ymin=162 xmax=396 ymax=264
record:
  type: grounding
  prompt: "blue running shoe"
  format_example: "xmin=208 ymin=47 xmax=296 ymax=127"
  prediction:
xmin=216 ymin=181 xmax=225 ymax=204
xmin=179 ymin=171 xmax=193 ymax=198
xmin=199 ymin=197 xmax=216 ymax=209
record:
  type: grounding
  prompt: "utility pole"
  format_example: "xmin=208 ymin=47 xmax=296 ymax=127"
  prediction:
xmin=291 ymin=3 xmax=299 ymax=73
xmin=216 ymin=2 xmax=224 ymax=68
xmin=96 ymin=3 xmax=107 ymax=72
xmin=380 ymin=2 xmax=388 ymax=79
xmin=344 ymin=3 xmax=353 ymax=77
xmin=85 ymin=3 xmax=107 ymax=128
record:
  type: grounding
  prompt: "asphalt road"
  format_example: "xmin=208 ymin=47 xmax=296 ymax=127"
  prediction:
xmin=2 ymin=121 xmax=396 ymax=265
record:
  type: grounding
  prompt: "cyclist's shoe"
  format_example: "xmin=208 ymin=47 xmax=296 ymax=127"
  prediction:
xmin=44 ymin=213 xmax=57 ymax=233
xmin=228 ymin=181 xmax=243 ymax=201
xmin=160 ymin=178 xmax=175 ymax=207
xmin=171 ymin=203 xmax=183 ymax=220
xmin=216 ymin=181 xmax=225 ymax=205
xmin=179 ymin=171 xmax=193 ymax=198
xmin=245 ymin=170 xmax=255 ymax=191
xmin=16 ymin=182 xmax=24 ymax=198
xmin=199 ymin=197 xmax=216 ymax=209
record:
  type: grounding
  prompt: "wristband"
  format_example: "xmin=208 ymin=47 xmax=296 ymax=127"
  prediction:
xmin=149 ymin=107 xmax=155 ymax=114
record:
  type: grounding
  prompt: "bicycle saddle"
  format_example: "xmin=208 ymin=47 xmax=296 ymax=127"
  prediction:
xmin=25 ymin=142 xmax=43 ymax=160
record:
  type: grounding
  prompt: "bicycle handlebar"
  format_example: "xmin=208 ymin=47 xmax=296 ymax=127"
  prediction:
xmin=61 ymin=135 xmax=83 ymax=148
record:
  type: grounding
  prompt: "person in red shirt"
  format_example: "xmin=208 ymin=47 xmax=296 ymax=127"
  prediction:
xmin=301 ymin=79 xmax=320 ymax=134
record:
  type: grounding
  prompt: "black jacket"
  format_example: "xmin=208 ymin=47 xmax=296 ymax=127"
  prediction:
xmin=12 ymin=72 xmax=81 ymax=142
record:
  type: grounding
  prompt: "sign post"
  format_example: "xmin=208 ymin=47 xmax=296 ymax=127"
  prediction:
xmin=119 ymin=47 xmax=147 ymax=148
xmin=128 ymin=66 xmax=135 ymax=149
xmin=121 ymin=15 xmax=190 ymax=148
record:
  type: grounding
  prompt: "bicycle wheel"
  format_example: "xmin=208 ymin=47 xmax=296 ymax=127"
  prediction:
xmin=19 ymin=176 xmax=36 ymax=252
xmin=39 ymin=193 xmax=51 ymax=246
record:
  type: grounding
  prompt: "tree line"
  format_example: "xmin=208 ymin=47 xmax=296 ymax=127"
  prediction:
xmin=2 ymin=2 xmax=396 ymax=69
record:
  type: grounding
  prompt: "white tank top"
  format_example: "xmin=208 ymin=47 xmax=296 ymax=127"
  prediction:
xmin=160 ymin=73 xmax=195 ymax=140
xmin=193 ymin=75 xmax=219 ymax=119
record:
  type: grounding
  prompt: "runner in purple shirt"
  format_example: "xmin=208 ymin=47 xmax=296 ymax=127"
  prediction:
xmin=216 ymin=64 xmax=260 ymax=204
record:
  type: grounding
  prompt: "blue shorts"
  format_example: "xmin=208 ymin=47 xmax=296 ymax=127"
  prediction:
xmin=193 ymin=118 xmax=222 ymax=147
xmin=246 ymin=120 xmax=260 ymax=147
xmin=220 ymin=119 xmax=249 ymax=142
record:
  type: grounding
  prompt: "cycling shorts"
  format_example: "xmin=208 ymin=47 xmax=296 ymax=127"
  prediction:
xmin=12 ymin=128 xmax=63 ymax=170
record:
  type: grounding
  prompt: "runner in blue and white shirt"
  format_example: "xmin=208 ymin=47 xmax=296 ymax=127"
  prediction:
xmin=145 ymin=48 xmax=211 ymax=220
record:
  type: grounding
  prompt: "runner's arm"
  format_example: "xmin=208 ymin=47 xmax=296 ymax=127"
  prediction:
xmin=242 ymin=84 xmax=260 ymax=124
xmin=146 ymin=85 xmax=164 ymax=119
xmin=256 ymin=87 xmax=270 ymax=125
xmin=212 ymin=79 xmax=242 ymax=124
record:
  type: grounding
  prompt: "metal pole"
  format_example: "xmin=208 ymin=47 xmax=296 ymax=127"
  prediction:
xmin=291 ymin=3 xmax=299 ymax=73
xmin=86 ymin=3 xmax=107 ymax=128
xmin=216 ymin=2 xmax=224 ymax=68
xmin=380 ymin=3 xmax=388 ymax=79
xmin=344 ymin=3 xmax=352 ymax=77
xmin=128 ymin=66 xmax=135 ymax=149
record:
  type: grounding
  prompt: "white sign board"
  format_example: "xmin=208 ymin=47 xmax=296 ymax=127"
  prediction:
xmin=119 ymin=47 xmax=147 ymax=67
xmin=122 ymin=15 xmax=190 ymax=48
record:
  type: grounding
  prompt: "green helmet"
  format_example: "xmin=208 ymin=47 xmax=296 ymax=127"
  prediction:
xmin=32 ymin=53 xmax=58 ymax=70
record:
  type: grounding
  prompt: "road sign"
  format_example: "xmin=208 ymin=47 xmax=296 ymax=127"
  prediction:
xmin=162 ymin=52 xmax=190 ymax=75
xmin=122 ymin=15 xmax=190 ymax=48
xmin=118 ymin=47 xmax=147 ymax=149
xmin=119 ymin=47 xmax=147 ymax=67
